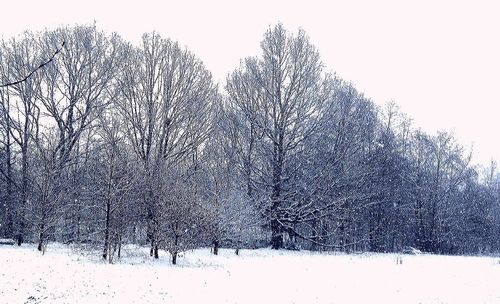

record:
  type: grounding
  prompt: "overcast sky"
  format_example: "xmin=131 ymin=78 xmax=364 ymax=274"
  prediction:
xmin=1 ymin=0 xmax=499 ymax=166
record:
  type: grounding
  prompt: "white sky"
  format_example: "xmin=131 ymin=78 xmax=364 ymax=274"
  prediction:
xmin=1 ymin=0 xmax=499 ymax=166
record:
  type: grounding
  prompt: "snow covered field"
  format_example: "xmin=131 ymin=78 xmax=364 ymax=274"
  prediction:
xmin=1 ymin=244 xmax=499 ymax=304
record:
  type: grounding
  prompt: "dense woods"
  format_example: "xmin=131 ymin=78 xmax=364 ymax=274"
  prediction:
xmin=1 ymin=24 xmax=499 ymax=263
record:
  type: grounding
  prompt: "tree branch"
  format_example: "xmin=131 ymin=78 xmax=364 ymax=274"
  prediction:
xmin=0 ymin=41 xmax=65 ymax=88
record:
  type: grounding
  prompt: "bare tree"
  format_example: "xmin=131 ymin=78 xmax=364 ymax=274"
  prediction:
xmin=158 ymin=175 xmax=205 ymax=264
xmin=27 ymin=25 xmax=125 ymax=252
xmin=117 ymin=32 xmax=217 ymax=258
xmin=0 ymin=34 xmax=43 ymax=245
xmin=226 ymin=24 xmax=329 ymax=249
xmin=95 ymin=111 xmax=135 ymax=262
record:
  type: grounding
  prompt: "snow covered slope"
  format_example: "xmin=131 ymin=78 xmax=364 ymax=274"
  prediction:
xmin=1 ymin=244 xmax=499 ymax=303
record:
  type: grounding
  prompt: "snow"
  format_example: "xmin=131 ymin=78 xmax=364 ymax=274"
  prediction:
xmin=1 ymin=244 xmax=499 ymax=303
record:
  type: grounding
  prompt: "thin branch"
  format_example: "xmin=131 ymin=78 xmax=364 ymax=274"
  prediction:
xmin=0 ymin=41 xmax=65 ymax=88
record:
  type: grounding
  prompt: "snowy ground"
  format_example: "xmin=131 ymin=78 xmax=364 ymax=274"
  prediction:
xmin=0 ymin=244 xmax=499 ymax=304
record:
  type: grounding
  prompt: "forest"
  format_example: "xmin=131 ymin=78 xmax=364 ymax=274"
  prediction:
xmin=0 ymin=24 xmax=499 ymax=264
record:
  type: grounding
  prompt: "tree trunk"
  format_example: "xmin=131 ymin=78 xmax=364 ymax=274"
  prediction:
xmin=213 ymin=240 xmax=219 ymax=255
xmin=37 ymin=232 xmax=44 ymax=252
xmin=172 ymin=251 xmax=177 ymax=265
xmin=102 ymin=200 xmax=111 ymax=260
xmin=5 ymin=129 xmax=13 ymax=238
xmin=171 ymin=234 xmax=179 ymax=263
xmin=17 ymin=223 xmax=24 ymax=246
xmin=369 ymin=203 xmax=385 ymax=252
xmin=414 ymin=197 xmax=426 ymax=251
xmin=17 ymin=126 xmax=30 ymax=247
xmin=117 ymin=235 xmax=122 ymax=259
xmin=429 ymin=199 xmax=439 ymax=253
xmin=154 ymin=245 xmax=159 ymax=259
xmin=269 ymin=112 xmax=286 ymax=250
xmin=310 ymin=220 xmax=319 ymax=251
xmin=270 ymin=218 xmax=283 ymax=249
xmin=109 ymin=242 xmax=117 ymax=264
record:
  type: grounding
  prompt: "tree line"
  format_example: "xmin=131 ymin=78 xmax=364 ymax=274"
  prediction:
xmin=0 ymin=24 xmax=499 ymax=263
